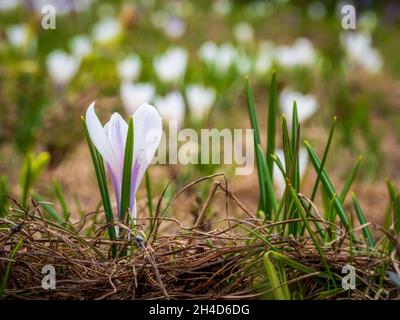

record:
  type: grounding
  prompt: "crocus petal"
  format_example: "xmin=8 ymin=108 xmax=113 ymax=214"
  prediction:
xmin=106 ymin=113 xmax=128 ymax=168
xmin=85 ymin=102 xmax=119 ymax=176
xmin=104 ymin=113 xmax=128 ymax=216
xmin=130 ymin=103 xmax=162 ymax=215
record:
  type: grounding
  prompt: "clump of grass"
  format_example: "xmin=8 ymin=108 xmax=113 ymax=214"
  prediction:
xmin=246 ymin=73 xmax=400 ymax=299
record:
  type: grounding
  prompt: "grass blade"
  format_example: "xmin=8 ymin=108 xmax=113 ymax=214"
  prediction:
xmin=256 ymin=144 xmax=278 ymax=218
xmin=33 ymin=193 xmax=64 ymax=225
xmin=0 ymin=238 xmax=23 ymax=299
xmin=266 ymin=71 xmax=277 ymax=176
xmin=287 ymin=184 xmax=336 ymax=285
xmin=304 ymin=140 xmax=349 ymax=228
xmin=0 ymin=176 xmax=9 ymax=217
xmin=246 ymin=78 xmax=267 ymax=213
xmin=120 ymin=116 xmax=134 ymax=222
xmin=263 ymin=252 xmax=288 ymax=300
xmin=82 ymin=117 xmax=117 ymax=255
xmin=145 ymin=170 xmax=154 ymax=219
xmin=339 ymin=156 xmax=362 ymax=203
xmin=52 ymin=180 xmax=69 ymax=220
xmin=309 ymin=117 xmax=336 ymax=204
xmin=351 ymin=193 xmax=374 ymax=248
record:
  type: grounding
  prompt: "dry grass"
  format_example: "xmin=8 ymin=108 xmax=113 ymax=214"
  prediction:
xmin=0 ymin=178 xmax=399 ymax=300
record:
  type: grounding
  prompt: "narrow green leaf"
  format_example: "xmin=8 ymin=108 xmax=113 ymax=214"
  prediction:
xmin=52 ymin=180 xmax=69 ymax=220
xmin=246 ymin=78 xmax=266 ymax=213
xmin=351 ymin=193 xmax=374 ymax=248
xmin=82 ymin=117 xmax=117 ymax=253
xmin=21 ymin=154 xmax=32 ymax=208
xmin=33 ymin=193 xmax=65 ymax=225
xmin=257 ymin=144 xmax=278 ymax=218
xmin=0 ymin=238 xmax=23 ymax=299
xmin=287 ymin=184 xmax=336 ymax=285
xmin=266 ymin=251 xmax=328 ymax=278
xmin=392 ymin=196 xmax=400 ymax=234
xmin=145 ymin=171 xmax=154 ymax=219
xmin=339 ymin=155 xmax=362 ymax=203
xmin=304 ymin=140 xmax=349 ymax=228
xmin=120 ymin=116 xmax=134 ymax=222
xmin=309 ymin=117 xmax=336 ymax=204
xmin=0 ymin=176 xmax=9 ymax=217
xmin=263 ymin=252 xmax=288 ymax=300
xmin=266 ymin=71 xmax=277 ymax=176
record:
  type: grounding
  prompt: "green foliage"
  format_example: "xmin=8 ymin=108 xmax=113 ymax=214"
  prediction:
xmin=82 ymin=117 xmax=117 ymax=256
xmin=19 ymin=152 xmax=50 ymax=208
xmin=120 ymin=116 xmax=134 ymax=223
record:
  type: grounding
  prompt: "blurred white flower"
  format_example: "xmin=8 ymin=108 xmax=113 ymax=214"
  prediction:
xmin=275 ymin=38 xmax=316 ymax=68
xmin=279 ymin=88 xmax=318 ymax=126
xmin=70 ymin=35 xmax=92 ymax=59
xmin=0 ymin=0 xmax=19 ymax=11
xmin=199 ymin=42 xmax=237 ymax=76
xmin=233 ymin=22 xmax=254 ymax=44
xmin=199 ymin=41 xmax=218 ymax=65
xmin=46 ymin=50 xmax=80 ymax=87
xmin=120 ymin=82 xmax=155 ymax=114
xmin=273 ymin=148 xmax=309 ymax=197
xmin=216 ymin=43 xmax=237 ymax=75
xmin=117 ymin=55 xmax=142 ymax=82
xmin=92 ymin=17 xmax=122 ymax=45
xmin=6 ymin=24 xmax=29 ymax=49
xmin=341 ymin=32 xmax=383 ymax=74
xmin=154 ymin=91 xmax=186 ymax=128
xmin=254 ymin=41 xmax=274 ymax=76
xmin=153 ymin=47 xmax=188 ymax=84
xmin=212 ymin=0 xmax=232 ymax=16
xmin=235 ymin=51 xmax=253 ymax=75
xmin=163 ymin=16 xmax=186 ymax=39
xmin=186 ymin=85 xmax=216 ymax=122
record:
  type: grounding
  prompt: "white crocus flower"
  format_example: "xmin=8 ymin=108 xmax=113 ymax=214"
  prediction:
xmin=186 ymin=85 xmax=216 ymax=123
xmin=6 ymin=24 xmax=29 ymax=49
xmin=216 ymin=43 xmax=237 ymax=75
xmin=85 ymin=102 xmax=162 ymax=219
xmin=254 ymin=42 xmax=274 ymax=76
xmin=154 ymin=91 xmax=185 ymax=128
xmin=92 ymin=17 xmax=122 ymax=45
xmin=120 ymin=82 xmax=155 ymax=114
xmin=341 ymin=32 xmax=383 ymax=74
xmin=46 ymin=50 xmax=80 ymax=87
xmin=273 ymin=148 xmax=309 ymax=197
xmin=199 ymin=41 xmax=218 ymax=65
xmin=70 ymin=35 xmax=92 ymax=60
xmin=275 ymin=38 xmax=316 ymax=68
xmin=279 ymin=88 xmax=318 ymax=127
xmin=117 ymin=55 xmax=142 ymax=82
xmin=235 ymin=51 xmax=253 ymax=75
xmin=153 ymin=47 xmax=188 ymax=84
xmin=163 ymin=16 xmax=186 ymax=39
xmin=199 ymin=42 xmax=236 ymax=76
xmin=233 ymin=22 xmax=254 ymax=44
